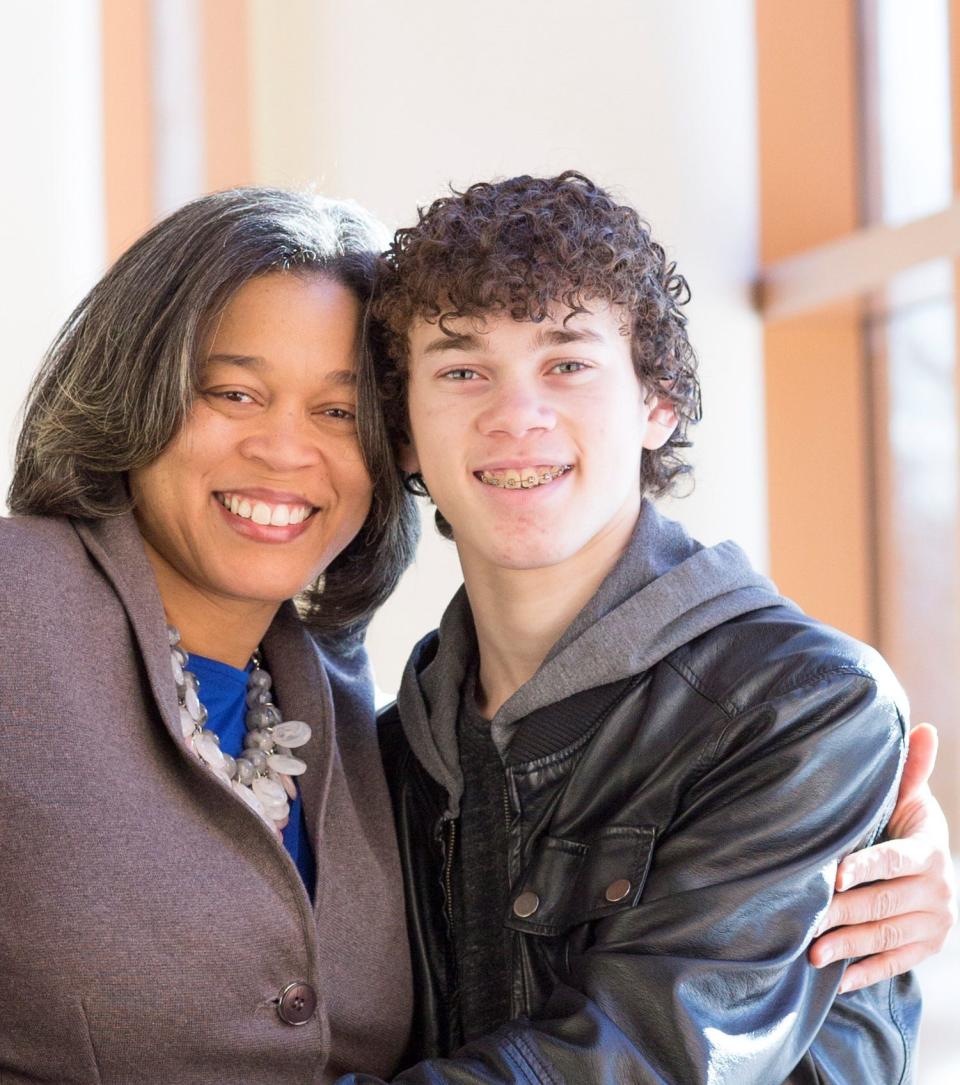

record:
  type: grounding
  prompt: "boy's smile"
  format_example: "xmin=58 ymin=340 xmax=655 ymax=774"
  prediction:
xmin=404 ymin=302 xmax=678 ymax=578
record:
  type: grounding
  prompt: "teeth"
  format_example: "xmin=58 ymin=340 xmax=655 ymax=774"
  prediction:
xmin=217 ymin=493 xmax=313 ymax=527
xmin=478 ymin=465 xmax=571 ymax=489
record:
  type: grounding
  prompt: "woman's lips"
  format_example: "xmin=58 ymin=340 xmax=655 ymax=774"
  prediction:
xmin=213 ymin=492 xmax=318 ymax=542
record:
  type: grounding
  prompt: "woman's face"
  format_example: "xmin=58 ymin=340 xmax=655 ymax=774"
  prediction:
xmin=130 ymin=271 xmax=373 ymax=617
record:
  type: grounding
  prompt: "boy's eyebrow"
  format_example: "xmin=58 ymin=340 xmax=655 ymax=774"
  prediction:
xmin=420 ymin=325 xmax=606 ymax=356
xmin=420 ymin=333 xmax=483 ymax=355
xmin=531 ymin=327 xmax=606 ymax=348
xmin=204 ymin=353 xmax=357 ymax=385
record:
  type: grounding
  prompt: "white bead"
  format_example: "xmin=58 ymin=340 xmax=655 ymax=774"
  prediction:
xmin=252 ymin=777 xmax=286 ymax=806
xmin=179 ymin=705 xmax=195 ymax=738
xmin=171 ymin=654 xmax=184 ymax=686
xmin=195 ymin=732 xmax=225 ymax=769
xmin=271 ymin=721 xmax=311 ymax=748
xmin=267 ymin=754 xmax=307 ymax=776
xmin=263 ymin=798 xmax=290 ymax=823
xmin=232 ymin=780 xmax=265 ymax=815
xmin=185 ymin=685 xmax=202 ymax=721
xmin=212 ymin=766 xmax=233 ymax=786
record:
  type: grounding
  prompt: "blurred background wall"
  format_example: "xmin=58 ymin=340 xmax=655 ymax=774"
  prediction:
xmin=0 ymin=1 xmax=957 ymax=1078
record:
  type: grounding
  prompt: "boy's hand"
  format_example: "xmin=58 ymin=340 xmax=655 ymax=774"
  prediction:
xmin=809 ymin=722 xmax=957 ymax=992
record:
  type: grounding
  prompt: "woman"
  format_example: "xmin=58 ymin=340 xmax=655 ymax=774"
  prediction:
xmin=1 ymin=190 xmax=418 ymax=1083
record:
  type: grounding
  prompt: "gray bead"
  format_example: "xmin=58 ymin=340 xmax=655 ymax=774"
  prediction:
xmin=197 ymin=703 xmax=208 ymax=726
xmin=245 ymin=749 xmax=268 ymax=772
xmin=245 ymin=707 xmax=272 ymax=731
xmin=235 ymin=758 xmax=255 ymax=785
xmin=244 ymin=730 xmax=273 ymax=751
xmin=249 ymin=668 xmax=272 ymax=690
xmin=221 ymin=752 xmax=237 ymax=780
xmin=262 ymin=705 xmax=281 ymax=727
xmin=246 ymin=687 xmax=270 ymax=708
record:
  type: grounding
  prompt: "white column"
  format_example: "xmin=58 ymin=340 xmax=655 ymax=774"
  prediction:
xmin=0 ymin=0 xmax=106 ymax=507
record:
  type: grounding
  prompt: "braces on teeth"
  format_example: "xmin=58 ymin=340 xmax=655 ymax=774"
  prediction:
xmin=478 ymin=465 xmax=572 ymax=490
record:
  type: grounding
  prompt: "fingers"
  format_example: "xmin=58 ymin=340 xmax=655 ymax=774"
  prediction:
xmin=810 ymin=908 xmax=933 ymax=968
xmin=835 ymin=836 xmax=936 ymax=891
xmin=837 ymin=943 xmax=932 ymax=994
xmin=896 ymin=722 xmax=938 ymax=806
xmin=816 ymin=876 xmax=932 ymax=935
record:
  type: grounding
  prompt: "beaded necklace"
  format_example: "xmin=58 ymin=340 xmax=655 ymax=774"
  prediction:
xmin=168 ymin=626 xmax=311 ymax=827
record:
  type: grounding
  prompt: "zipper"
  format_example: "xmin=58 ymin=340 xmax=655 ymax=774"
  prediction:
xmin=442 ymin=814 xmax=457 ymax=930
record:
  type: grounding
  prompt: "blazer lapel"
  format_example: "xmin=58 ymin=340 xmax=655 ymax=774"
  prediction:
xmin=72 ymin=514 xmax=182 ymax=744
xmin=261 ymin=603 xmax=336 ymax=855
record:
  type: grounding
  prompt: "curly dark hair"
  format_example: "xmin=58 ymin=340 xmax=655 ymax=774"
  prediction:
xmin=368 ymin=170 xmax=702 ymax=538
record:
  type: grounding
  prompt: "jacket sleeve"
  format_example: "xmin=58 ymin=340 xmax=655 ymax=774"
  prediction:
xmin=340 ymin=667 xmax=913 ymax=1085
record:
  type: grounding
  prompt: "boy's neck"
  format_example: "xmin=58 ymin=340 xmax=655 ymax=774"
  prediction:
xmin=460 ymin=511 xmax=639 ymax=719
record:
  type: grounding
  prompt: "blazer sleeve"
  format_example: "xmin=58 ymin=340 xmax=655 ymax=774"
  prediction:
xmin=338 ymin=667 xmax=916 ymax=1085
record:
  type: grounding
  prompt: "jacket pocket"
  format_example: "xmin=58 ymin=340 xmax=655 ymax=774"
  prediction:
xmin=505 ymin=825 xmax=656 ymax=936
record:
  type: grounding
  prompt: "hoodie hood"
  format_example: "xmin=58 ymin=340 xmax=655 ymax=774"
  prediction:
xmin=397 ymin=500 xmax=790 ymax=816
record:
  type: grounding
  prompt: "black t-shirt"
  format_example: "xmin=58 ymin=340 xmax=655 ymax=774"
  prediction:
xmin=452 ymin=668 xmax=513 ymax=1043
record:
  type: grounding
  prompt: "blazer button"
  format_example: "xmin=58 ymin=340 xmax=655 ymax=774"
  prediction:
xmin=513 ymin=890 xmax=540 ymax=918
xmin=605 ymin=878 xmax=632 ymax=903
xmin=277 ymin=981 xmax=317 ymax=1026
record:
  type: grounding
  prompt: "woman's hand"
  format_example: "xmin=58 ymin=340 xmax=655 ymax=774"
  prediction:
xmin=809 ymin=722 xmax=957 ymax=992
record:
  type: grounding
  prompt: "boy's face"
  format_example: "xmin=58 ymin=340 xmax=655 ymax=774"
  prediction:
xmin=403 ymin=301 xmax=677 ymax=576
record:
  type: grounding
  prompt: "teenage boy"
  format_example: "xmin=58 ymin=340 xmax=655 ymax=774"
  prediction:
xmin=349 ymin=173 xmax=947 ymax=1083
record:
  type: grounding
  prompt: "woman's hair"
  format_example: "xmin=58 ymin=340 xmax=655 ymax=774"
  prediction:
xmin=369 ymin=170 xmax=702 ymax=538
xmin=9 ymin=187 xmax=419 ymax=641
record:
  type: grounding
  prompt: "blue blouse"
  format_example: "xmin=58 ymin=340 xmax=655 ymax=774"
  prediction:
xmin=187 ymin=653 xmax=316 ymax=901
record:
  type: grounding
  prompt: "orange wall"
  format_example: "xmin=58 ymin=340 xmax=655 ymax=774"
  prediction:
xmin=757 ymin=0 xmax=872 ymax=641
xmin=101 ymin=0 xmax=253 ymax=263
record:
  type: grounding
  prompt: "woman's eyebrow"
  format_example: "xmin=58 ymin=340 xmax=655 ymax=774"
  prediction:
xmin=204 ymin=354 xmax=356 ymax=386
xmin=205 ymin=352 xmax=264 ymax=368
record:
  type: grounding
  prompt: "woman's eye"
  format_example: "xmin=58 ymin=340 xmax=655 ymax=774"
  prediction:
xmin=551 ymin=360 xmax=588 ymax=374
xmin=442 ymin=368 xmax=481 ymax=381
xmin=205 ymin=389 xmax=255 ymax=404
xmin=321 ymin=407 xmax=356 ymax=422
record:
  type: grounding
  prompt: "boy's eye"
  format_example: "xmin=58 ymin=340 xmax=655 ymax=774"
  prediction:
xmin=442 ymin=368 xmax=481 ymax=381
xmin=551 ymin=361 xmax=588 ymax=374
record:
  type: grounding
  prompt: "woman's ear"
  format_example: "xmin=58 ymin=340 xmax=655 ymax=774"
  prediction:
xmin=399 ymin=438 xmax=421 ymax=475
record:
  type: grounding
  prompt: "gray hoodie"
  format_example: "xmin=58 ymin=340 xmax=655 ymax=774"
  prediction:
xmin=397 ymin=499 xmax=791 ymax=817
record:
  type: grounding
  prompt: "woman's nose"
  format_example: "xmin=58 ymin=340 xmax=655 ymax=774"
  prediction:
xmin=238 ymin=412 xmax=324 ymax=472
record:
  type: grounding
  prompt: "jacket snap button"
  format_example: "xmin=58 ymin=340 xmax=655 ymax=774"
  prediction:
xmin=513 ymin=890 xmax=540 ymax=918
xmin=277 ymin=980 xmax=317 ymax=1026
xmin=605 ymin=878 xmax=632 ymax=903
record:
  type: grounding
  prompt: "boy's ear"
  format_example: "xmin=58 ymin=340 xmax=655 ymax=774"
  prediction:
xmin=641 ymin=395 xmax=680 ymax=451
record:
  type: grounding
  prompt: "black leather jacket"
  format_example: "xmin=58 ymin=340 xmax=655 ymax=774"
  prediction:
xmin=351 ymin=604 xmax=919 ymax=1084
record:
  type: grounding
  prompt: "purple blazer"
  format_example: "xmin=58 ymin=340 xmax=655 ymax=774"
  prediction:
xmin=0 ymin=512 xmax=411 ymax=1083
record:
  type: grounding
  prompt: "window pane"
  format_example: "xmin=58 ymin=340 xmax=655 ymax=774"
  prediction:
xmin=874 ymin=0 xmax=952 ymax=224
